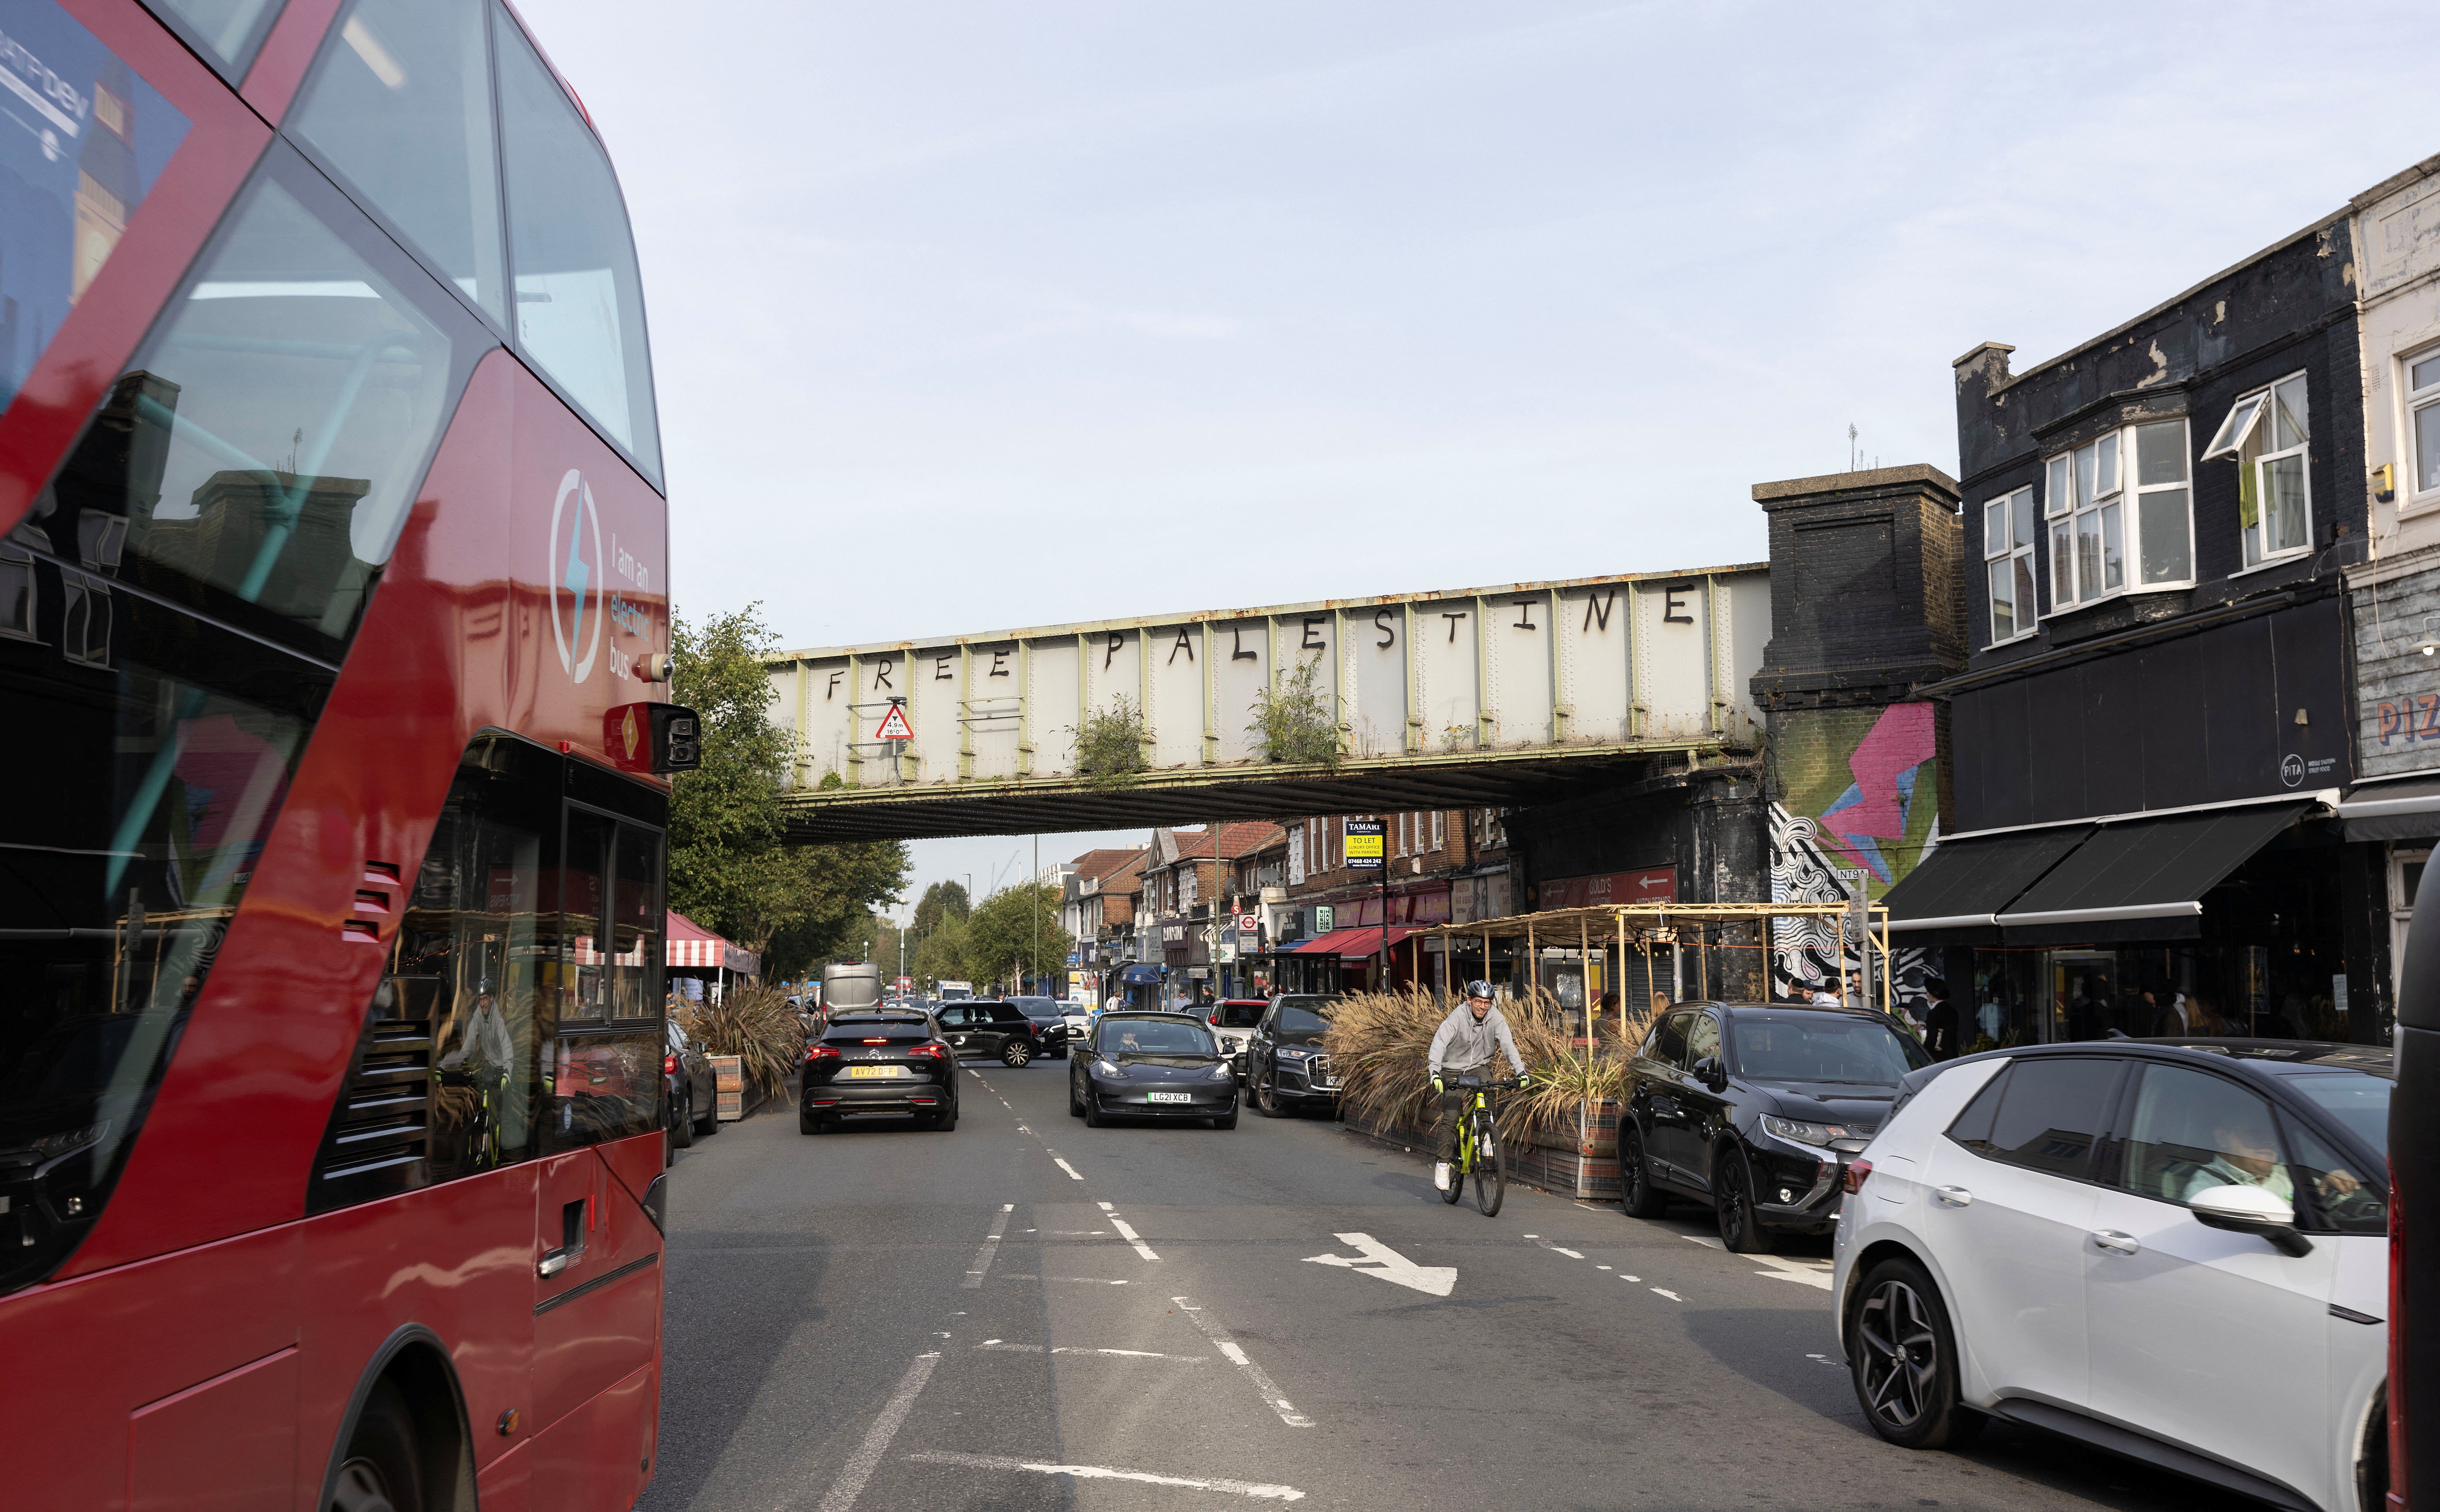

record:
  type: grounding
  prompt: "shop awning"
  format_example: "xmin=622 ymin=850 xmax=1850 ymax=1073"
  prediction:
xmin=667 ymin=910 xmax=757 ymax=974
xmin=1335 ymin=924 xmax=1421 ymax=958
xmin=2338 ymin=775 xmax=2440 ymax=841
xmin=1291 ymin=927 xmax=1377 ymax=956
xmin=1881 ymin=826 xmax=2094 ymax=945
xmin=1993 ymin=801 xmax=2315 ymax=945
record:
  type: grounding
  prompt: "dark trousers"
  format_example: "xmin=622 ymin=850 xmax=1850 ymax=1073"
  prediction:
xmin=1430 ymin=1082 xmax=1476 ymax=1160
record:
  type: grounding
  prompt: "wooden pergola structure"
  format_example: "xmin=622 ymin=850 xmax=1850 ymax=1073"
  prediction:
xmin=1405 ymin=900 xmax=1896 ymax=1019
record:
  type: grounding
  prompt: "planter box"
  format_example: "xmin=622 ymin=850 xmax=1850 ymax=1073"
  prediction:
xmin=710 ymin=1055 xmax=744 ymax=1121
xmin=1341 ymin=1097 xmax=1624 ymax=1201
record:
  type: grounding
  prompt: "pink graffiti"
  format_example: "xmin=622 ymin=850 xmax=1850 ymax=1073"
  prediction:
xmin=1818 ymin=702 xmax=1936 ymax=879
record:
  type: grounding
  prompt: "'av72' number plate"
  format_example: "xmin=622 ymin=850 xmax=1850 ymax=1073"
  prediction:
xmin=846 ymin=1066 xmax=904 ymax=1079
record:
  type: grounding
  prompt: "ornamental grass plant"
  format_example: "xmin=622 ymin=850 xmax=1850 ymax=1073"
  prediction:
xmin=680 ymin=982 xmax=804 ymax=1095
xmin=1324 ymin=987 xmax=1642 ymax=1150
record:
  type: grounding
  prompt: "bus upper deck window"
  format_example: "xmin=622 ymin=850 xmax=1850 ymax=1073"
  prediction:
xmin=492 ymin=2 xmax=663 ymax=486
xmin=144 ymin=0 xmax=285 ymax=82
xmin=289 ymin=0 xmax=506 ymax=325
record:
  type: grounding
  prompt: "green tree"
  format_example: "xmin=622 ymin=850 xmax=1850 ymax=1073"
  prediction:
xmin=911 ymin=880 xmax=970 ymax=938
xmin=911 ymin=915 xmax=971 ymax=987
xmin=667 ymin=604 xmax=908 ymax=970
xmin=961 ymin=882 xmax=1074 ymax=993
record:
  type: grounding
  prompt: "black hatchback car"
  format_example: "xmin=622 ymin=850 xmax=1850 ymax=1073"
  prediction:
xmin=1620 ymin=1000 xmax=1928 ymax=1252
xmin=1245 ymin=994 xmax=1340 ymax=1117
xmin=800 ymin=1010 xmax=960 ymax=1132
xmin=1070 ymin=1012 xmax=1239 ymax=1127
xmin=935 ymin=1000 xmax=1055 ymax=1066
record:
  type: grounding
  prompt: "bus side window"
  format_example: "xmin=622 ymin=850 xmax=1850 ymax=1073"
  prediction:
xmin=548 ymin=808 xmax=662 ymax=1148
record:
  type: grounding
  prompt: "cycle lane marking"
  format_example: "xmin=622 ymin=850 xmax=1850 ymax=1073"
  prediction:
xmin=810 ymin=1351 xmax=940 ymax=1512
xmin=961 ymin=1204 xmax=1015 ymax=1289
xmin=904 ymin=1451 xmax=1303 ymax=1501
xmin=1096 ymin=1199 xmax=1159 ymax=1261
xmin=1172 ymin=1295 xmax=1315 ymax=1427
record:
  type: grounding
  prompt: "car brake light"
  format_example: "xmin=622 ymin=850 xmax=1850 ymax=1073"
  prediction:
xmin=663 ymin=1054 xmax=678 ymax=1075
xmin=806 ymin=1045 xmax=843 ymax=1063
xmin=862 ymin=1038 xmax=887 ymax=1044
xmin=1841 ymin=1158 xmax=1872 ymax=1196
xmin=907 ymin=1043 xmax=947 ymax=1060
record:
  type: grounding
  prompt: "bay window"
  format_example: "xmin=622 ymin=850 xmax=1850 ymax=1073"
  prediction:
xmin=1982 ymin=486 xmax=2036 ymax=643
xmin=2042 ymin=419 xmax=2192 ymax=610
xmin=2203 ymin=372 xmax=2310 ymax=567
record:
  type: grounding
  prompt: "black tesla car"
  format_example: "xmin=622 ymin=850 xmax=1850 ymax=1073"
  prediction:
xmin=1620 ymin=1000 xmax=1928 ymax=1251
xmin=1244 ymin=994 xmax=1340 ymax=1117
xmin=1069 ymin=1011 xmax=1238 ymax=1128
xmin=800 ymin=1010 xmax=960 ymax=1132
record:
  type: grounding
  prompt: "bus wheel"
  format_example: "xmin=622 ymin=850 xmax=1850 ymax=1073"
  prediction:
xmin=331 ymin=1380 xmax=421 ymax=1512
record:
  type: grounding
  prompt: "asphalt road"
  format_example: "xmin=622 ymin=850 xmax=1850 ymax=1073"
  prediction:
xmin=641 ymin=1056 xmax=2259 ymax=1512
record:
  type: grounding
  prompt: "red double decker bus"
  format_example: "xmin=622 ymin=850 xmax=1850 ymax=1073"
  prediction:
xmin=0 ymin=1 xmax=682 ymax=1507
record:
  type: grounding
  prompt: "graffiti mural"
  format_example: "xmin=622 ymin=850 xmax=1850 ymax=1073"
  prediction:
xmin=1768 ymin=797 xmax=1936 ymax=1003
xmin=1779 ymin=702 xmax=1941 ymax=895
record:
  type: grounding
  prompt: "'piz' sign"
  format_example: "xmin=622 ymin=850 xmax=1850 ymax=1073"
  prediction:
xmin=1538 ymin=868 xmax=1675 ymax=908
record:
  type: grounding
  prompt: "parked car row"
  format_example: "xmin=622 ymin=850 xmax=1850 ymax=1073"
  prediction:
xmin=1609 ymin=998 xmax=2393 ymax=1512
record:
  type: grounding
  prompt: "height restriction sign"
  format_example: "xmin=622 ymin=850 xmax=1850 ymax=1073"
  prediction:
xmin=874 ymin=703 xmax=913 ymax=741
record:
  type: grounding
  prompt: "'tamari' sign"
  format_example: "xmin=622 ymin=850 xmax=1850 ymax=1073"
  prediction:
xmin=1343 ymin=819 xmax=1385 ymax=870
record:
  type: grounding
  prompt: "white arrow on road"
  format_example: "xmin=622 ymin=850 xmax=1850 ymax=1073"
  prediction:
xmin=1301 ymin=1232 xmax=1456 ymax=1296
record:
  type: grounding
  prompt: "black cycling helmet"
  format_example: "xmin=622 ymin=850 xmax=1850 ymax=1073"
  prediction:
xmin=1464 ymin=979 xmax=1493 ymax=1000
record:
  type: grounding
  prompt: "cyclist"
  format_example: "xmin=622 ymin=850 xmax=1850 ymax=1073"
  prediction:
xmin=1428 ymin=980 xmax=1530 ymax=1193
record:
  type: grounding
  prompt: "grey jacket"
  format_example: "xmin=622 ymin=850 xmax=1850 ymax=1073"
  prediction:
xmin=1428 ymin=1003 xmax=1524 ymax=1076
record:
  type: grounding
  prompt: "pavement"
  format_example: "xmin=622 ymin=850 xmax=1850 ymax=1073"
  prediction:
xmin=641 ymin=1057 xmax=2259 ymax=1512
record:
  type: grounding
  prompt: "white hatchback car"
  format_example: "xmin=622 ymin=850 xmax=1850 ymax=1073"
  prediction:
xmin=1834 ymin=1040 xmax=2391 ymax=1511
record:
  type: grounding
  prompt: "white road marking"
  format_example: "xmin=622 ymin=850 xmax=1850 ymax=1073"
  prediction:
xmin=1807 ymin=1352 xmax=1845 ymax=1368
xmin=1596 ymin=1265 xmax=1613 ymax=1271
xmin=1302 ymin=1232 xmax=1455 ymax=1297
xmin=1750 ymin=1256 xmax=1834 ymax=1290
xmin=962 ymin=1206 xmax=1014 ymax=1290
xmin=810 ymin=1352 xmax=939 ymax=1512
xmin=1096 ymin=1201 xmax=1159 ymax=1261
xmin=1052 ymin=1158 xmax=1084 ymax=1181
xmin=1523 ymin=1235 xmax=1585 ymax=1261
xmin=1620 ymin=1275 xmax=1640 ymax=1282
xmin=905 ymin=1451 xmax=1303 ymax=1501
xmin=1680 ymin=1234 xmax=1725 ymax=1250
xmin=976 ymin=1340 xmax=1205 ymax=1362
xmin=1650 ymin=1288 xmax=1683 ymax=1301
xmin=1173 ymin=1296 xmax=1314 ymax=1427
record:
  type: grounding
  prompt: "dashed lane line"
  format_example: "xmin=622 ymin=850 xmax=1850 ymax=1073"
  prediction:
xmin=1052 ymin=1157 xmax=1085 ymax=1181
xmin=904 ymin=1451 xmax=1303 ymax=1501
xmin=1172 ymin=1296 xmax=1314 ymax=1428
xmin=961 ymin=1204 xmax=1014 ymax=1289
xmin=1650 ymin=1288 xmax=1683 ymax=1301
xmin=1097 ymin=1200 xmax=1159 ymax=1261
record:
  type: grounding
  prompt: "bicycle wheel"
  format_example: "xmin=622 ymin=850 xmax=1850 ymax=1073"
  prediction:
xmin=1440 ymin=1108 xmax=1466 ymax=1204
xmin=1473 ymin=1107 xmax=1505 ymax=1216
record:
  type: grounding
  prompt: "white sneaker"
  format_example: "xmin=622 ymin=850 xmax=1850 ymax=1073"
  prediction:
xmin=1433 ymin=1162 xmax=1451 ymax=1191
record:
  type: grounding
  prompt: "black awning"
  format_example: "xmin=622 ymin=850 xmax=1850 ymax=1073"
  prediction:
xmin=1881 ymin=826 xmax=2094 ymax=945
xmin=2339 ymin=776 xmax=2440 ymax=842
xmin=1995 ymin=801 xmax=2313 ymax=945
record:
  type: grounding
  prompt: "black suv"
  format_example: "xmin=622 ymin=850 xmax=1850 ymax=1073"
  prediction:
xmin=935 ymin=1000 xmax=1054 ymax=1066
xmin=1006 ymin=996 xmax=1073 ymax=1059
xmin=801 ymin=1010 xmax=960 ymax=1132
xmin=1245 ymin=994 xmax=1340 ymax=1117
xmin=1620 ymin=1000 xmax=1928 ymax=1251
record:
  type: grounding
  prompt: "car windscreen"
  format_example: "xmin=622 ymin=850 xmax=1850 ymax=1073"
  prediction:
xmin=2275 ymin=1068 xmax=2391 ymax=1155
xmin=1729 ymin=1014 xmax=1927 ymax=1083
xmin=1276 ymin=1004 xmax=1333 ymax=1036
xmin=1012 ymin=998 xmax=1060 ymax=1019
xmin=1213 ymin=1003 xmax=1264 ymax=1028
xmin=1100 ymin=1020 xmax=1217 ymax=1055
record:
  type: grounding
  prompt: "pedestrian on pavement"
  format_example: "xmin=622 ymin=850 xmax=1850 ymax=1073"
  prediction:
xmin=1809 ymin=978 xmax=1841 ymax=1007
xmin=1922 ymin=977 xmax=1960 ymax=1060
xmin=2188 ymin=990 xmax=2236 ymax=1036
xmin=1426 ymin=980 xmax=1530 ymax=1194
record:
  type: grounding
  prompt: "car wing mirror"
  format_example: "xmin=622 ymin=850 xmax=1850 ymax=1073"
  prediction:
xmin=2188 ymin=1183 xmax=2314 ymax=1257
xmin=1690 ymin=1055 xmax=1728 ymax=1092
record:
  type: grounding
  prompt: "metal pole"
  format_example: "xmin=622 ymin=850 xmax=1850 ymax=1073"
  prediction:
xmin=1379 ymin=862 xmax=1390 ymax=992
xmin=1032 ymin=833 xmax=1040 ymax=997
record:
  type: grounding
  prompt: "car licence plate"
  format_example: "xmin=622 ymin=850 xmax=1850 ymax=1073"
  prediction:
xmin=846 ymin=1066 xmax=904 ymax=1079
xmin=1146 ymin=1091 xmax=1191 ymax=1103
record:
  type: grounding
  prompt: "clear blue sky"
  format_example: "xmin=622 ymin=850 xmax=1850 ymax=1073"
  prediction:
xmin=520 ymin=0 xmax=2440 ymax=917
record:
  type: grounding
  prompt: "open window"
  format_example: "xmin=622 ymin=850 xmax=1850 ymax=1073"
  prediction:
xmin=2203 ymin=373 xmax=2311 ymax=568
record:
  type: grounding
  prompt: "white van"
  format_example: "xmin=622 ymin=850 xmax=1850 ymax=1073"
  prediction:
xmin=821 ymin=961 xmax=883 ymax=1017
xmin=936 ymin=981 xmax=974 ymax=1001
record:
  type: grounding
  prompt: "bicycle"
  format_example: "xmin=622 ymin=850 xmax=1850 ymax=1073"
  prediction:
xmin=1437 ymin=1071 xmax=1518 ymax=1216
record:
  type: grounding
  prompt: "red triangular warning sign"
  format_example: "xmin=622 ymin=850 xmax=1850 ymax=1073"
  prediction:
xmin=874 ymin=704 xmax=913 ymax=741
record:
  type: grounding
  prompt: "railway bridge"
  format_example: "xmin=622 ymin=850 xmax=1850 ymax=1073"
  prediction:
xmin=765 ymin=563 xmax=1769 ymax=843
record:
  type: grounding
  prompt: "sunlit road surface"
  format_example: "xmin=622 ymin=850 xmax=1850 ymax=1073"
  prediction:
xmin=643 ymin=1062 xmax=2254 ymax=1512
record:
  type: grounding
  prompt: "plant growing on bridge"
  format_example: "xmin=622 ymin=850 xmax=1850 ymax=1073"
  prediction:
xmin=1248 ymin=653 xmax=1340 ymax=768
xmin=1071 ymin=696 xmax=1151 ymax=789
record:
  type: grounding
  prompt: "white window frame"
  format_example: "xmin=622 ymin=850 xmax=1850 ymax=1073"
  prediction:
xmin=1431 ymin=810 xmax=1445 ymax=851
xmin=2202 ymin=370 xmax=2312 ymax=569
xmin=2041 ymin=418 xmax=2195 ymax=614
xmin=2405 ymin=347 xmax=2440 ymax=513
xmin=1981 ymin=485 xmax=2037 ymax=646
